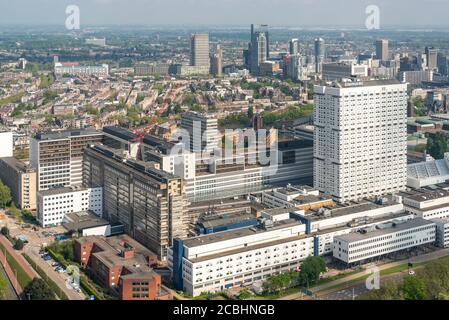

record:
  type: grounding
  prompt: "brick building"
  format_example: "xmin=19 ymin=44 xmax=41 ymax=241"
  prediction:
xmin=74 ymin=234 xmax=171 ymax=300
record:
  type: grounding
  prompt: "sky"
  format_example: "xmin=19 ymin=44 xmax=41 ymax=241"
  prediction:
xmin=0 ymin=0 xmax=449 ymax=27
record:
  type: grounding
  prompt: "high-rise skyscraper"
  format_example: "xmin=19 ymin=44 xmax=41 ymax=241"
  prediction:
xmin=210 ymin=44 xmax=223 ymax=76
xmin=425 ymin=46 xmax=438 ymax=70
xmin=190 ymin=33 xmax=210 ymax=68
xmin=289 ymin=38 xmax=299 ymax=55
xmin=313 ymin=80 xmax=408 ymax=203
xmin=250 ymin=32 xmax=267 ymax=75
xmin=248 ymin=24 xmax=269 ymax=75
xmin=437 ymin=52 xmax=448 ymax=75
xmin=314 ymin=38 xmax=325 ymax=73
xmin=375 ymin=39 xmax=389 ymax=61
xmin=180 ymin=112 xmax=219 ymax=154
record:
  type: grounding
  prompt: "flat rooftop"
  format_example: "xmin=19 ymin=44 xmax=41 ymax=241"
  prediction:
xmin=198 ymin=212 xmax=257 ymax=229
xmin=183 ymin=217 xmax=302 ymax=248
xmin=335 ymin=218 xmax=434 ymax=243
xmin=77 ymin=234 xmax=157 ymax=275
xmin=38 ymin=186 xmax=88 ymax=197
xmin=400 ymin=189 xmax=449 ymax=202
xmin=103 ymin=126 xmax=138 ymax=142
xmin=142 ymin=134 xmax=178 ymax=155
xmin=0 ymin=157 xmax=35 ymax=173
xmin=63 ymin=211 xmax=109 ymax=231
xmin=35 ymin=128 xmax=102 ymax=141
xmin=306 ymin=195 xmax=401 ymax=222
xmin=326 ymin=79 xmax=403 ymax=89
xmin=86 ymin=144 xmax=178 ymax=182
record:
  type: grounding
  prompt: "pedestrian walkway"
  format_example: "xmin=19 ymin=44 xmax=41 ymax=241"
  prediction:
xmin=0 ymin=235 xmax=38 ymax=280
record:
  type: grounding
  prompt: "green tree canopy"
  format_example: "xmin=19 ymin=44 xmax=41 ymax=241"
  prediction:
xmin=298 ymin=256 xmax=326 ymax=287
xmin=0 ymin=181 xmax=12 ymax=208
xmin=23 ymin=278 xmax=56 ymax=300
xmin=427 ymin=132 xmax=448 ymax=159
xmin=400 ymin=276 xmax=427 ymax=300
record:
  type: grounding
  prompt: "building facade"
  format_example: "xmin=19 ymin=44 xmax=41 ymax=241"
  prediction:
xmin=0 ymin=157 xmax=37 ymax=211
xmin=333 ymin=218 xmax=436 ymax=264
xmin=37 ymin=186 xmax=103 ymax=227
xmin=83 ymin=144 xmax=189 ymax=260
xmin=30 ymin=129 xmax=103 ymax=190
xmin=313 ymin=80 xmax=408 ymax=203
xmin=190 ymin=34 xmax=210 ymax=69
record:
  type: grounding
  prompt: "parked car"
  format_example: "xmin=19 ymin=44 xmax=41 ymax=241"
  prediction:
xmin=43 ymin=255 xmax=52 ymax=261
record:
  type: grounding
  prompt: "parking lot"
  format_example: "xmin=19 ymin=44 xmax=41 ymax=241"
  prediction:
xmin=1 ymin=212 xmax=85 ymax=300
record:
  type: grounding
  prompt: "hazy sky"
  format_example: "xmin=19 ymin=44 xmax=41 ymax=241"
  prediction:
xmin=0 ymin=0 xmax=449 ymax=27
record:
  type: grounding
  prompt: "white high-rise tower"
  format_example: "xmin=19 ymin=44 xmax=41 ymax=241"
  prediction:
xmin=313 ymin=79 xmax=408 ymax=203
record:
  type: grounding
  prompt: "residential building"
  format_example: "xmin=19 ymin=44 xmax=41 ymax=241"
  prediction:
xmin=313 ymin=80 xmax=408 ymax=203
xmin=30 ymin=129 xmax=103 ymax=190
xmin=74 ymin=235 xmax=171 ymax=300
xmin=54 ymin=62 xmax=109 ymax=78
xmin=0 ymin=157 xmax=37 ymax=211
xmin=134 ymin=63 xmax=170 ymax=76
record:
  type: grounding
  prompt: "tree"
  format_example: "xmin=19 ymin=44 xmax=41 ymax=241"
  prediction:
xmin=360 ymin=281 xmax=402 ymax=300
xmin=0 ymin=181 xmax=11 ymax=208
xmin=247 ymin=106 xmax=254 ymax=119
xmin=413 ymin=96 xmax=424 ymax=109
xmin=298 ymin=256 xmax=326 ymax=287
xmin=0 ymin=227 xmax=8 ymax=237
xmin=262 ymin=272 xmax=297 ymax=295
xmin=427 ymin=132 xmax=448 ymax=159
xmin=23 ymin=278 xmax=56 ymax=300
xmin=400 ymin=276 xmax=427 ymax=300
xmin=13 ymin=239 xmax=24 ymax=251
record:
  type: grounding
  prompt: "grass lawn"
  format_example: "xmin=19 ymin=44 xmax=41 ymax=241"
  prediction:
xmin=0 ymin=240 xmax=32 ymax=289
